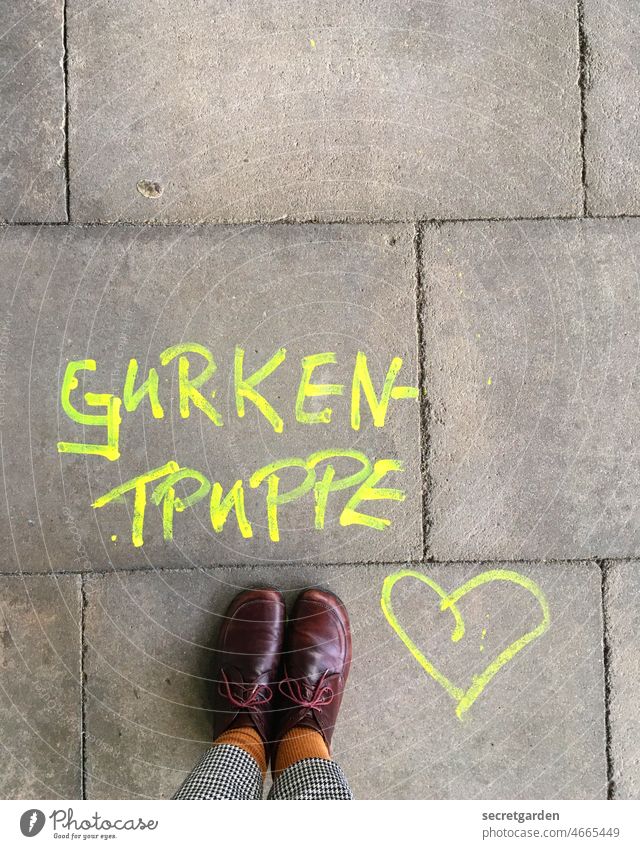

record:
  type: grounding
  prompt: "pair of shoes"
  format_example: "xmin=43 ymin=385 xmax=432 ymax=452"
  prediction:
xmin=212 ymin=587 xmax=352 ymax=763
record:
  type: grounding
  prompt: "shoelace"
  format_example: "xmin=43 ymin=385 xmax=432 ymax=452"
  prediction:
xmin=279 ymin=669 xmax=335 ymax=711
xmin=219 ymin=668 xmax=273 ymax=709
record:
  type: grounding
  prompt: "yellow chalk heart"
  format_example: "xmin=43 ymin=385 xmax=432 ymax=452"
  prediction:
xmin=380 ymin=569 xmax=551 ymax=720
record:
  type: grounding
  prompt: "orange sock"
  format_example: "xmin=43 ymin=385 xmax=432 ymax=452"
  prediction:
xmin=214 ymin=727 xmax=267 ymax=778
xmin=274 ymin=726 xmax=330 ymax=777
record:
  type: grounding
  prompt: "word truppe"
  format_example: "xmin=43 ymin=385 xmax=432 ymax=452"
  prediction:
xmin=56 ymin=343 xmax=419 ymax=546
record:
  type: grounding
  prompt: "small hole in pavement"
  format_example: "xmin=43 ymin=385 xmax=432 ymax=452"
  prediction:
xmin=136 ymin=179 xmax=164 ymax=199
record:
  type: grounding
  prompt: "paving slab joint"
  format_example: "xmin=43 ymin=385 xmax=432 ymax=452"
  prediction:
xmin=576 ymin=0 xmax=592 ymax=217
xmin=599 ymin=559 xmax=615 ymax=799
xmin=62 ymin=0 xmax=71 ymax=222
xmin=4 ymin=556 xmax=638 ymax=579
xmin=80 ymin=572 xmax=88 ymax=799
xmin=3 ymin=213 xmax=640 ymax=229
xmin=413 ymin=224 xmax=431 ymax=560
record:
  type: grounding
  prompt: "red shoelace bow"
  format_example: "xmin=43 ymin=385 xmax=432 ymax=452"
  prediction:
xmin=219 ymin=669 xmax=273 ymax=709
xmin=279 ymin=669 xmax=335 ymax=711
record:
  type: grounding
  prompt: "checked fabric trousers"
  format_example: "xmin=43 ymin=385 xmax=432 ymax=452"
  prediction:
xmin=172 ymin=745 xmax=353 ymax=800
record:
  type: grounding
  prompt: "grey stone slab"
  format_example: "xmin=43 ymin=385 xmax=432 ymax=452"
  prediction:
xmin=424 ymin=218 xmax=640 ymax=562
xmin=584 ymin=0 xmax=640 ymax=215
xmin=84 ymin=562 xmax=606 ymax=799
xmin=0 ymin=223 xmax=421 ymax=572
xmin=67 ymin=0 xmax=581 ymax=223
xmin=0 ymin=575 xmax=81 ymax=798
xmin=604 ymin=561 xmax=640 ymax=798
xmin=0 ymin=1 xmax=66 ymax=222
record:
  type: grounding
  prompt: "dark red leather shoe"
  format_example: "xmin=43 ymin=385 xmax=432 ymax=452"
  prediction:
xmin=212 ymin=588 xmax=285 ymax=746
xmin=276 ymin=588 xmax=352 ymax=752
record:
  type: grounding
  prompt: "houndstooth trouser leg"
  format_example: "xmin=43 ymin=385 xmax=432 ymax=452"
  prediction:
xmin=172 ymin=744 xmax=353 ymax=800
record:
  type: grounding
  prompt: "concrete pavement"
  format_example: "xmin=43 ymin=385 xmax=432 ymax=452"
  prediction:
xmin=0 ymin=0 xmax=638 ymax=800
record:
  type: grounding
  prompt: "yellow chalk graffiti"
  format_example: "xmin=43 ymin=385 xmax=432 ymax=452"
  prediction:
xmin=92 ymin=461 xmax=179 ymax=547
xmin=57 ymin=360 xmax=122 ymax=460
xmin=340 ymin=458 xmax=405 ymax=530
xmin=351 ymin=352 xmax=418 ymax=431
xmin=380 ymin=568 xmax=550 ymax=720
xmin=58 ymin=346 xmax=419 ymax=457
xmin=91 ymin=451 xmax=406 ymax=547
xmin=296 ymin=352 xmax=344 ymax=425
xmin=234 ymin=346 xmax=286 ymax=434
xmin=160 ymin=343 xmax=223 ymax=426
xmin=58 ymin=344 xmax=420 ymax=544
